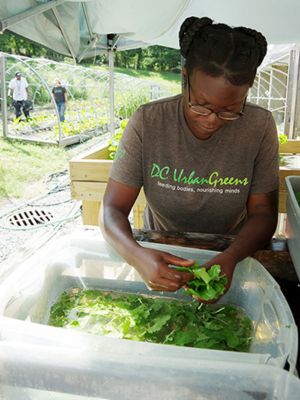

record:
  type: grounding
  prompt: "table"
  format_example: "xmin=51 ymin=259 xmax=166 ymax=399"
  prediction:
xmin=133 ymin=230 xmax=300 ymax=371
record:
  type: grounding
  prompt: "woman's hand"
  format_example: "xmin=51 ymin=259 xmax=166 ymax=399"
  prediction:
xmin=133 ymin=247 xmax=195 ymax=292
xmin=191 ymin=251 xmax=237 ymax=304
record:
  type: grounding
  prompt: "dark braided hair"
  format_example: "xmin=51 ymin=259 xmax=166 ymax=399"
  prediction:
xmin=179 ymin=17 xmax=267 ymax=86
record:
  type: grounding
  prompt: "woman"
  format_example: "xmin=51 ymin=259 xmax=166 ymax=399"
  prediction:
xmin=100 ymin=17 xmax=279 ymax=300
xmin=52 ymin=78 xmax=67 ymax=122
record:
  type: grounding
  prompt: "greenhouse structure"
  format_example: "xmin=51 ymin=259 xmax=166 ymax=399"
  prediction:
xmin=0 ymin=52 xmax=176 ymax=146
xmin=1 ymin=43 xmax=300 ymax=146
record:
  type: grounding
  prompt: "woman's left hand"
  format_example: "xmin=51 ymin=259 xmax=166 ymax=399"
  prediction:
xmin=192 ymin=250 xmax=237 ymax=304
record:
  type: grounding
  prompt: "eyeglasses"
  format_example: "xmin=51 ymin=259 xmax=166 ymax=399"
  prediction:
xmin=187 ymin=76 xmax=246 ymax=121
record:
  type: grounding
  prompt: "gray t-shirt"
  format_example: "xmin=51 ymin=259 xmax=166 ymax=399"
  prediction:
xmin=110 ymin=95 xmax=279 ymax=234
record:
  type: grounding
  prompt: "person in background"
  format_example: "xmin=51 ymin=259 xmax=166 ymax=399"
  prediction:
xmin=8 ymin=71 xmax=31 ymax=121
xmin=52 ymin=78 xmax=67 ymax=122
xmin=99 ymin=17 xmax=279 ymax=301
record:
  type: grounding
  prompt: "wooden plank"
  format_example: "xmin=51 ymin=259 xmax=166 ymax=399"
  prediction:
xmin=69 ymin=159 xmax=112 ymax=181
xmin=71 ymin=181 xmax=146 ymax=205
xmin=70 ymin=141 xmax=109 ymax=161
xmin=279 ymin=168 xmax=300 ymax=191
xmin=82 ymin=200 xmax=146 ymax=228
xmin=83 ymin=146 xmax=110 ymax=160
xmin=82 ymin=200 xmax=100 ymax=226
xmin=279 ymin=191 xmax=287 ymax=214
xmin=133 ymin=204 xmax=145 ymax=229
xmin=279 ymin=140 xmax=300 ymax=154
xmin=71 ymin=181 xmax=106 ymax=201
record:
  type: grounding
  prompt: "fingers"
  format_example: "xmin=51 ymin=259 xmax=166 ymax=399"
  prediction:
xmin=141 ymin=251 xmax=197 ymax=293
xmin=147 ymin=266 xmax=192 ymax=292
xmin=161 ymin=267 xmax=193 ymax=283
xmin=164 ymin=254 xmax=195 ymax=267
xmin=148 ymin=277 xmax=181 ymax=292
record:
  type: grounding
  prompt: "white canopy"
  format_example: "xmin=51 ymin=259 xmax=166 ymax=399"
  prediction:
xmin=0 ymin=0 xmax=300 ymax=61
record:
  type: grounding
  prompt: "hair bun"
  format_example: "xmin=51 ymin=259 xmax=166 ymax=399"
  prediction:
xmin=235 ymin=27 xmax=268 ymax=66
xmin=179 ymin=16 xmax=213 ymax=58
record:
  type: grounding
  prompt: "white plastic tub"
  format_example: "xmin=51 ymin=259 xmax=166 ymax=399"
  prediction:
xmin=0 ymin=229 xmax=297 ymax=373
xmin=0 ymin=341 xmax=300 ymax=400
xmin=285 ymin=175 xmax=300 ymax=280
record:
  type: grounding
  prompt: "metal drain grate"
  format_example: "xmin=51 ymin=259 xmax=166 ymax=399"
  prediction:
xmin=8 ymin=208 xmax=54 ymax=227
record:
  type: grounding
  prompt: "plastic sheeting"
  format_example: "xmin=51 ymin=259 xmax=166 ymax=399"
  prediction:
xmin=0 ymin=0 xmax=300 ymax=61
xmin=0 ymin=0 xmax=190 ymax=60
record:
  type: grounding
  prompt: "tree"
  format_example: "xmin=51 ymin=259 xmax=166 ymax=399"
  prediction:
xmin=0 ymin=31 xmax=181 ymax=72
xmin=0 ymin=31 xmax=65 ymax=61
xmin=114 ymin=46 xmax=180 ymax=72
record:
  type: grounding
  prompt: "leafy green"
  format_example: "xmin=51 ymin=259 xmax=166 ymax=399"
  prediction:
xmin=108 ymin=119 xmax=128 ymax=159
xmin=279 ymin=133 xmax=288 ymax=144
xmin=173 ymin=263 xmax=228 ymax=301
xmin=49 ymin=289 xmax=252 ymax=352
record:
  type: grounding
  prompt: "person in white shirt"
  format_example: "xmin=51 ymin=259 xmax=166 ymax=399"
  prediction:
xmin=8 ymin=72 xmax=31 ymax=120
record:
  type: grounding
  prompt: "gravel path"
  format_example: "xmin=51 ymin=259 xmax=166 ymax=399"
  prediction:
xmin=0 ymin=136 xmax=107 ymax=266
xmin=0 ymin=170 xmax=82 ymax=264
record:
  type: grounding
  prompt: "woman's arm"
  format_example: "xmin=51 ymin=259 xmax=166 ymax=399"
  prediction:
xmin=205 ymin=189 xmax=278 ymax=287
xmin=100 ymin=178 xmax=193 ymax=291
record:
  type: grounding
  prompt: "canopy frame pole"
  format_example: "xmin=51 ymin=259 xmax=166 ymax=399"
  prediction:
xmin=0 ymin=0 xmax=67 ymax=32
xmin=107 ymin=34 xmax=119 ymax=137
xmin=108 ymin=49 xmax=115 ymax=137
xmin=284 ymin=48 xmax=300 ymax=139
xmin=81 ymin=2 xmax=94 ymax=39
xmin=52 ymin=7 xmax=76 ymax=61
xmin=0 ymin=54 xmax=8 ymax=138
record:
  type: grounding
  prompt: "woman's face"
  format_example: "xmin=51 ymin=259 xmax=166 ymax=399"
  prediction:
xmin=183 ymin=69 xmax=250 ymax=140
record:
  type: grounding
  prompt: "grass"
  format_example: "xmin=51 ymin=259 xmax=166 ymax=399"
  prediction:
xmin=0 ymin=138 xmax=68 ymax=200
xmin=95 ymin=65 xmax=182 ymax=93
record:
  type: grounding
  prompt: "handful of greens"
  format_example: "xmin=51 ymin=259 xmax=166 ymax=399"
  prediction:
xmin=49 ymin=289 xmax=252 ymax=352
xmin=174 ymin=263 xmax=228 ymax=301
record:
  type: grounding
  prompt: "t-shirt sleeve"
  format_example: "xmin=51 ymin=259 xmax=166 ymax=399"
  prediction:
xmin=23 ymin=78 xmax=28 ymax=88
xmin=250 ymin=112 xmax=279 ymax=194
xmin=109 ymin=107 xmax=143 ymax=188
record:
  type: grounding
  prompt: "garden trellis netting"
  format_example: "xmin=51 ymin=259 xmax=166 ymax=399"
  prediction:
xmin=0 ymin=52 xmax=177 ymax=145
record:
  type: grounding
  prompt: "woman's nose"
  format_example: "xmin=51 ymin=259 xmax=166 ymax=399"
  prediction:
xmin=205 ymin=112 xmax=219 ymax=124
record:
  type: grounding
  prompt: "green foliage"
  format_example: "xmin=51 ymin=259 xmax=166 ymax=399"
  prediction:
xmin=0 ymin=31 xmax=65 ymax=61
xmin=173 ymin=263 xmax=228 ymax=301
xmin=33 ymin=86 xmax=51 ymax=105
xmin=114 ymin=46 xmax=181 ymax=73
xmin=108 ymin=119 xmax=128 ymax=159
xmin=115 ymin=90 xmax=150 ymax=119
xmin=49 ymin=289 xmax=253 ymax=352
xmin=54 ymin=115 xmax=108 ymax=138
xmin=279 ymin=133 xmax=288 ymax=144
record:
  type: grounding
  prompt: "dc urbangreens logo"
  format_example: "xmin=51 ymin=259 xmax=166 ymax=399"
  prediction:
xmin=150 ymin=163 xmax=248 ymax=187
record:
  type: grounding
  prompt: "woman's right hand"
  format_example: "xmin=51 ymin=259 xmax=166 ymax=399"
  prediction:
xmin=133 ymin=247 xmax=195 ymax=292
